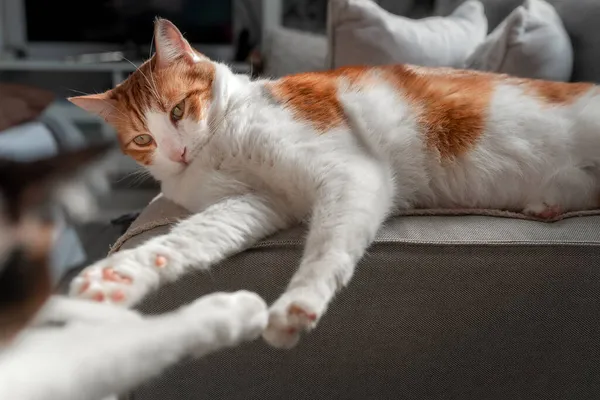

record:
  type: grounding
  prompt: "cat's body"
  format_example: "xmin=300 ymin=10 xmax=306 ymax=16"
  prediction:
xmin=70 ymin=19 xmax=600 ymax=349
xmin=0 ymin=146 xmax=268 ymax=399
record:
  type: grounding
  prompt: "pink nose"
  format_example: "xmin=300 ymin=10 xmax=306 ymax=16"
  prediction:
xmin=169 ymin=147 xmax=188 ymax=164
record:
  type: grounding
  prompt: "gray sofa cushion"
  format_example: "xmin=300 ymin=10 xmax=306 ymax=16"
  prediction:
xmin=435 ymin=0 xmax=600 ymax=82
xmin=327 ymin=0 xmax=488 ymax=69
xmin=116 ymin=198 xmax=600 ymax=400
xmin=464 ymin=0 xmax=573 ymax=82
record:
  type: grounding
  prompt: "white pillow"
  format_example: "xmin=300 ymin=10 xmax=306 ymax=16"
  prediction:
xmin=327 ymin=0 xmax=488 ymax=69
xmin=464 ymin=0 xmax=573 ymax=81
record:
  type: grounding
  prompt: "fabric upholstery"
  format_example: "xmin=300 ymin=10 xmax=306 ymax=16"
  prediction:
xmin=118 ymin=197 xmax=600 ymax=400
xmin=464 ymin=0 xmax=573 ymax=81
xmin=326 ymin=0 xmax=487 ymax=69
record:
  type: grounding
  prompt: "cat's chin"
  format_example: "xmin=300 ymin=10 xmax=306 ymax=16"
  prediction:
xmin=146 ymin=162 xmax=190 ymax=182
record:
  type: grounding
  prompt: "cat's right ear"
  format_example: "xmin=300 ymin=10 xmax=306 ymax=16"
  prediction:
xmin=68 ymin=93 xmax=116 ymax=123
xmin=154 ymin=18 xmax=205 ymax=69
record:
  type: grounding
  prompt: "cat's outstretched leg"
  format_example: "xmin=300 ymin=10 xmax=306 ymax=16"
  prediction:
xmin=263 ymin=160 xmax=394 ymax=349
xmin=0 ymin=291 xmax=267 ymax=400
xmin=69 ymin=194 xmax=289 ymax=307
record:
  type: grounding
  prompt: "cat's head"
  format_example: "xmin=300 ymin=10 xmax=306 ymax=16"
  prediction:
xmin=69 ymin=18 xmax=228 ymax=180
xmin=0 ymin=143 xmax=112 ymax=343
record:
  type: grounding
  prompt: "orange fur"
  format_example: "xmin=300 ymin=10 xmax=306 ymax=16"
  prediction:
xmin=268 ymin=66 xmax=369 ymax=132
xmin=384 ymin=65 xmax=494 ymax=159
xmin=515 ymin=79 xmax=594 ymax=105
xmin=270 ymin=65 xmax=492 ymax=158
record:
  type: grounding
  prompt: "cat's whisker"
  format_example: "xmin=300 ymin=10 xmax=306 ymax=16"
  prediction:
xmin=116 ymin=168 xmax=151 ymax=185
xmin=146 ymin=39 xmax=161 ymax=99
xmin=66 ymin=88 xmax=93 ymax=96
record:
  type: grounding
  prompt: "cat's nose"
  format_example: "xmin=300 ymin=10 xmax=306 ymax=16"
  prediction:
xmin=169 ymin=147 xmax=188 ymax=165
xmin=181 ymin=147 xmax=188 ymax=164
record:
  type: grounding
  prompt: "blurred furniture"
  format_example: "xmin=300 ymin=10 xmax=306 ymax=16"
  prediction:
xmin=0 ymin=99 xmax=88 ymax=282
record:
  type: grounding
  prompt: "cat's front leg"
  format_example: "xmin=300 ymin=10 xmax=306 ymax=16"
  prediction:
xmin=69 ymin=194 xmax=289 ymax=307
xmin=263 ymin=162 xmax=394 ymax=349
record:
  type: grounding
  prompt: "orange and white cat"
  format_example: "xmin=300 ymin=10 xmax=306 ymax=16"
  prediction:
xmin=69 ymin=18 xmax=600 ymax=349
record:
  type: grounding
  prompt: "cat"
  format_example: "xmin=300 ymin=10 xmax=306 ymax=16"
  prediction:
xmin=0 ymin=145 xmax=268 ymax=400
xmin=68 ymin=17 xmax=600 ymax=349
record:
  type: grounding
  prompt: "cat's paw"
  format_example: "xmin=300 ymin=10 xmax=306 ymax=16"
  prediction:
xmin=262 ymin=290 xmax=324 ymax=349
xmin=68 ymin=251 xmax=159 ymax=307
xmin=523 ymin=203 xmax=562 ymax=220
xmin=183 ymin=291 xmax=268 ymax=355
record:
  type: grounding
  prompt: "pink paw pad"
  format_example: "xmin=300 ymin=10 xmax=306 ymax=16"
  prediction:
xmin=110 ymin=290 xmax=126 ymax=303
xmin=93 ymin=292 xmax=105 ymax=302
xmin=155 ymin=255 xmax=168 ymax=268
xmin=288 ymin=304 xmax=317 ymax=322
xmin=536 ymin=205 xmax=562 ymax=219
xmin=102 ymin=268 xmax=132 ymax=284
xmin=78 ymin=281 xmax=90 ymax=295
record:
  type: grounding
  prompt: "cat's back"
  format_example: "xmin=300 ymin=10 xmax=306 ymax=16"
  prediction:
xmin=262 ymin=64 xmax=600 ymax=211
xmin=267 ymin=63 xmax=596 ymax=138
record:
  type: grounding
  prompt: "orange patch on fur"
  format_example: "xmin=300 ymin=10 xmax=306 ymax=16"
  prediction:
xmin=384 ymin=65 xmax=494 ymax=159
xmin=514 ymin=79 xmax=594 ymax=105
xmin=268 ymin=66 xmax=369 ymax=132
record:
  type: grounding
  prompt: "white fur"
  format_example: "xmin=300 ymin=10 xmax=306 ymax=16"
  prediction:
xmin=0 ymin=292 xmax=267 ymax=400
xmin=71 ymin=61 xmax=600 ymax=348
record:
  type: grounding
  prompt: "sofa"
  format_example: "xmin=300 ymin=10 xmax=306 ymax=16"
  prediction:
xmin=117 ymin=1 xmax=600 ymax=399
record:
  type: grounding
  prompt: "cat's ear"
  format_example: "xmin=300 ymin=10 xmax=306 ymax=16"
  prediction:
xmin=68 ymin=93 xmax=117 ymax=123
xmin=154 ymin=18 xmax=205 ymax=68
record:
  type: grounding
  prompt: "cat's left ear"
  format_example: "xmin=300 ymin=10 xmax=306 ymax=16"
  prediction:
xmin=154 ymin=18 xmax=205 ymax=68
xmin=68 ymin=92 xmax=117 ymax=123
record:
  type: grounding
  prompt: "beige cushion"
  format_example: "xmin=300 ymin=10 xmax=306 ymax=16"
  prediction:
xmin=114 ymin=196 xmax=600 ymax=254
xmin=326 ymin=0 xmax=488 ymax=69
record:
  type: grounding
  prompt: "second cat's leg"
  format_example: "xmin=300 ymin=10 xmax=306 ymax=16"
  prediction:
xmin=69 ymin=194 xmax=289 ymax=306
xmin=0 ymin=291 xmax=267 ymax=400
xmin=263 ymin=160 xmax=394 ymax=349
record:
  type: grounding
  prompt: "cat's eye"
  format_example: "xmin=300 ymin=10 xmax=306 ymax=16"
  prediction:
xmin=133 ymin=134 xmax=153 ymax=146
xmin=170 ymin=100 xmax=185 ymax=122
